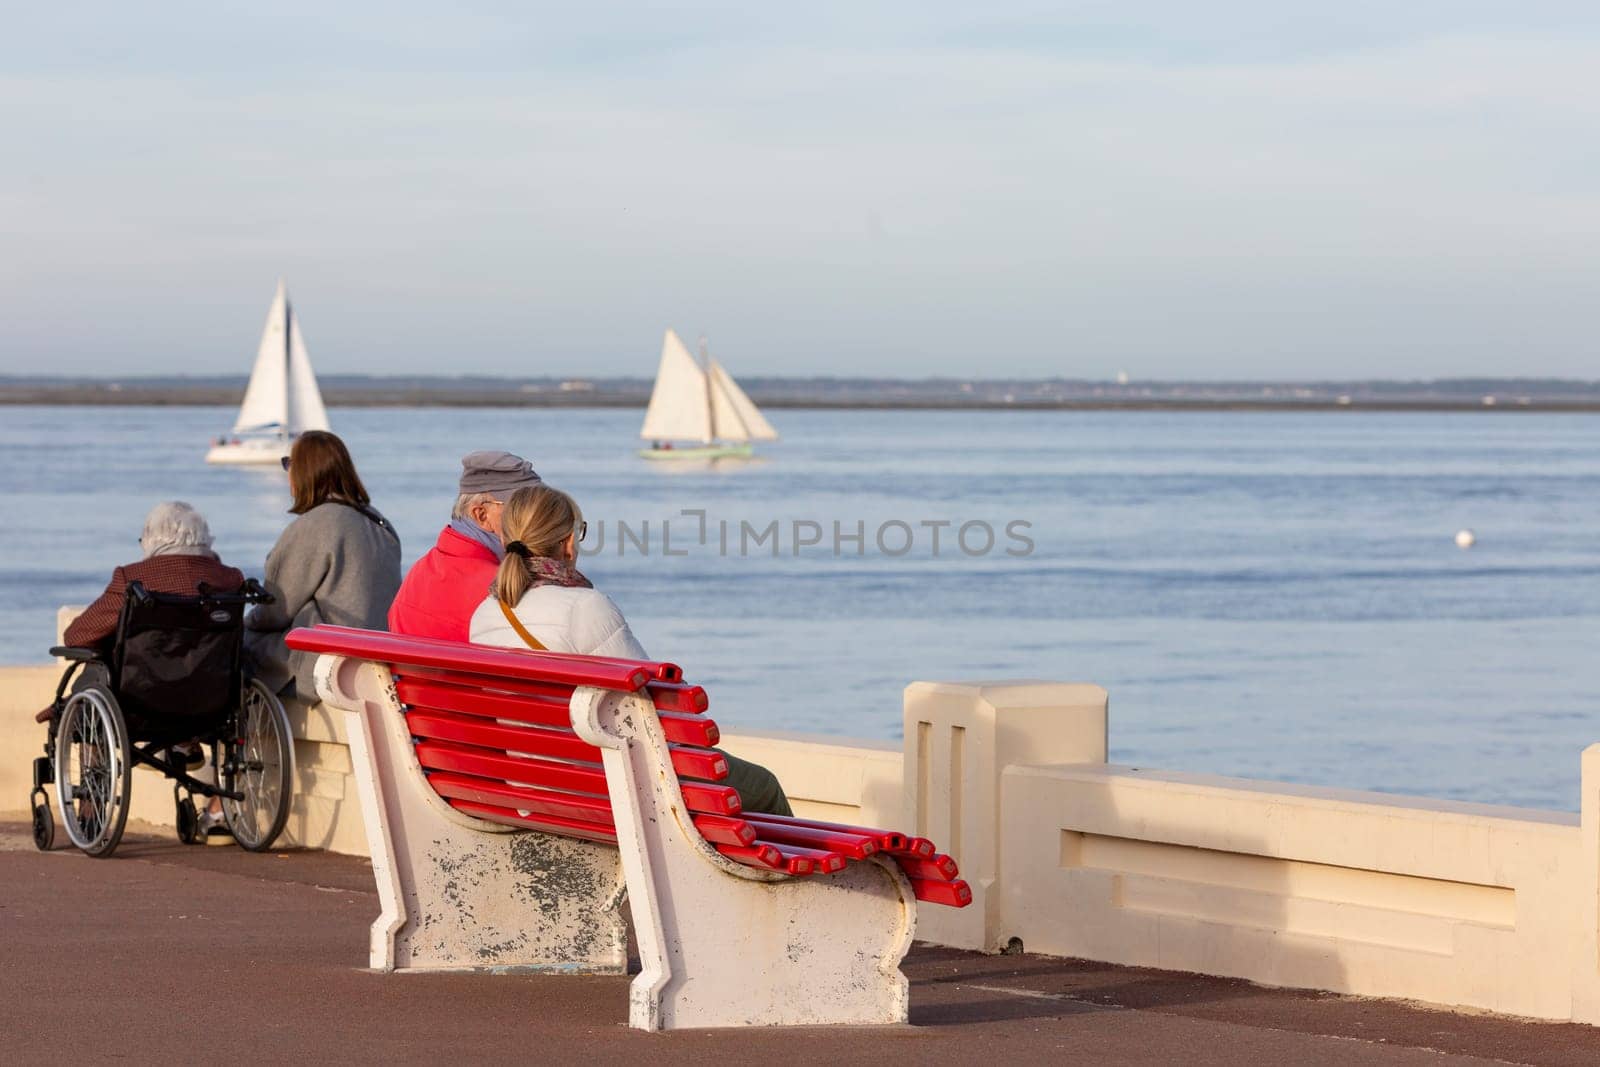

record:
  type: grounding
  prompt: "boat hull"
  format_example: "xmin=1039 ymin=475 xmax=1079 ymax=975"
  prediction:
xmin=638 ymin=443 xmax=755 ymax=461
xmin=206 ymin=440 xmax=289 ymax=465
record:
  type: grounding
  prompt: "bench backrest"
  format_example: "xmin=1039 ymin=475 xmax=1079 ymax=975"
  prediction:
xmin=287 ymin=625 xmax=972 ymax=900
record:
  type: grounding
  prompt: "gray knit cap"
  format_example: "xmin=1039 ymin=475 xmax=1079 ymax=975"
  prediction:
xmin=458 ymin=451 xmax=542 ymax=499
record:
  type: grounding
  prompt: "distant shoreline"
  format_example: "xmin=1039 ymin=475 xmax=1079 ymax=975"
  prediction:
xmin=2 ymin=388 xmax=1599 ymax=413
xmin=6 ymin=376 xmax=1600 ymax=413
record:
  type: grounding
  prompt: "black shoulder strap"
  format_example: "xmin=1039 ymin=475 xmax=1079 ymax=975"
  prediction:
xmin=335 ymin=500 xmax=398 ymax=541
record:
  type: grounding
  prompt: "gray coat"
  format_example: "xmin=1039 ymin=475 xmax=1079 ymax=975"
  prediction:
xmin=245 ymin=500 xmax=401 ymax=698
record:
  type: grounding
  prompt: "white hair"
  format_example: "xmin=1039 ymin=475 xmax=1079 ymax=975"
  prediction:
xmin=140 ymin=501 xmax=215 ymax=559
xmin=452 ymin=491 xmax=498 ymax=522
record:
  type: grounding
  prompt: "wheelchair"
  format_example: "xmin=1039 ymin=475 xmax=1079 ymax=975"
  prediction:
xmin=30 ymin=578 xmax=295 ymax=858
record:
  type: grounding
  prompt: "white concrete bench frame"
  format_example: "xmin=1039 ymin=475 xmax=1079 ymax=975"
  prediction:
xmin=309 ymin=645 xmax=920 ymax=1030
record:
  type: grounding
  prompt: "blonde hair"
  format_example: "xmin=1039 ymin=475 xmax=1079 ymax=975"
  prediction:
xmin=490 ymin=484 xmax=583 ymax=607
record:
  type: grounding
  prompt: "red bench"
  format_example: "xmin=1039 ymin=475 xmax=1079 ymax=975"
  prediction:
xmin=287 ymin=625 xmax=969 ymax=1029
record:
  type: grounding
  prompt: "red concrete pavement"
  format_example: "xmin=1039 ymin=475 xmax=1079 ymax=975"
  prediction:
xmin=4 ymin=822 xmax=1600 ymax=1065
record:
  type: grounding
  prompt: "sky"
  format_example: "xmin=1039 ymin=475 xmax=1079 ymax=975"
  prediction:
xmin=1 ymin=2 xmax=1597 ymax=380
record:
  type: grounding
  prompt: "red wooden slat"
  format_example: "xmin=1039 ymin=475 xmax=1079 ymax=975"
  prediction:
xmin=449 ymin=799 xmax=619 ymax=845
xmin=759 ymin=843 xmax=845 ymax=875
xmin=405 ymin=712 xmax=583 ymax=755
xmin=395 ymin=665 xmax=578 ymax=704
xmin=405 ymin=712 xmax=727 ymax=782
xmin=740 ymin=816 xmax=877 ymax=859
xmin=895 ymin=853 xmax=960 ymax=881
xmin=416 ymin=741 xmax=607 ymax=796
xmin=668 ymin=746 xmax=728 ymax=781
xmin=299 ymin=624 xmax=668 ymax=689
xmin=716 ymin=843 xmax=784 ymax=870
xmin=690 ymin=814 xmax=757 ymax=847
xmin=399 ymin=679 xmax=569 ymax=725
xmin=404 ymin=666 xmax=708 ymax=724
xmin=285 ymin=625 xmax=652 ymax=690
xmin=426 ymin=772 xmax=616 ymax=830
xmin=647 ymin=681 xmax=709 ymax=713
xmin=495 ymin=644 xmax=680 ymax=684
xmin=741 ymin=812 xmax=907 ymax=853
xmin=660 ymin=711 xmax=719 ymax=747
xmin=910 ymin=878 xmax=972 ymax=908
xmin=680 ymin=780 xmax=741 ymax=816
xmin=403 ymin=673 xmax=719 ymax=746
xmin=885 ymin=837 xmax=937 ymax=860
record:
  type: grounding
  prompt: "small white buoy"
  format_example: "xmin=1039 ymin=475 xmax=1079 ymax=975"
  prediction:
xmin=1455 ymin=529 xmax=1476 ymax=549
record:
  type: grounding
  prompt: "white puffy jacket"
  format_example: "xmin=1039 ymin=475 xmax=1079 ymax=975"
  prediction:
xmin=468 ymin=585 xmax=649 ymax=659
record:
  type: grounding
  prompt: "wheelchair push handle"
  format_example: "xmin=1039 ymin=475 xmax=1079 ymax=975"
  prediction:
xmin=198 ymin=578 xmax=275 ymax=604
xmin=239 ymin=577 xmax=275 ymax=605
xmin=126 ymin=579 xmax=276 ymax=607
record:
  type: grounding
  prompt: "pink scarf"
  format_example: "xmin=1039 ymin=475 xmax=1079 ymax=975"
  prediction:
xmin=505 ymin=541 xmax=593 ymax=589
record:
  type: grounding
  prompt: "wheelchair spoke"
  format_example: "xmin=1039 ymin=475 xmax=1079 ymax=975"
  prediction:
xmin=218 ymin=679 xmax=290 ymax=851
xmin=53 ymin=680 xmax=131 ymax=855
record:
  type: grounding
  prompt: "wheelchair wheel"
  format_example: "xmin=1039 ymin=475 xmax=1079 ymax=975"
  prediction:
xmin=175 ymin=787 xmax=200 ymax=845
xmin=53 ymin=688 xmax=132 ymax=858
xmin=220 ymin=678 xmax=293 ymax=852
xmin=32 ymin=796 xmax=54 ymax=851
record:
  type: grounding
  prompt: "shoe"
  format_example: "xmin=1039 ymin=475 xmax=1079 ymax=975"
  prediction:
xmin=197 ymin=810 xmax=234 ymax=845
xmin=170 ymin=743 xmax=205 ymax=770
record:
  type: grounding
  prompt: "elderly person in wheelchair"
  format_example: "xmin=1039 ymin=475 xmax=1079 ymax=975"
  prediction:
xmin=30 ymin=502 xmax=294 ymax=858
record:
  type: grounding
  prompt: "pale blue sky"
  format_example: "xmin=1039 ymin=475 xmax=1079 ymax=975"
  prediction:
xmin=2 ymin=3 xmax=1597 ymax=379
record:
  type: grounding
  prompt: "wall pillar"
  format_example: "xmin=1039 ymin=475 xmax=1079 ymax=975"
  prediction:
xmin=1575 ymin=744 xmax=1600 ymax=1024
xmin=903 ymin=680 xmax=1107 ymax=951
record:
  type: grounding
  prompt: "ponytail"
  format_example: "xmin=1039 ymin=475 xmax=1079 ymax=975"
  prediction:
xmin=489 ymin=485 xmax=582 ymax=608
xmin=490 ymin=549 xmax=532 ymax=609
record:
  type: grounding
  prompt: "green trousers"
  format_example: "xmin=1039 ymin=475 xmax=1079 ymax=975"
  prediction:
xmin=713 ymin=749 xmax=793 ymax=817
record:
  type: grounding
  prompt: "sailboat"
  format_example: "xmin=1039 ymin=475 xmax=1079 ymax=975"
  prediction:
xmin=205 ymin=280 xmax=331 ymax=465
xmin=638 ymin=328 xmax=777 ymax=460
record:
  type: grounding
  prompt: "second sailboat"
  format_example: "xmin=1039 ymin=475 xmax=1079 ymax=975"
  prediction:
xmin=638 ymin=328 xmax=777 ymax=460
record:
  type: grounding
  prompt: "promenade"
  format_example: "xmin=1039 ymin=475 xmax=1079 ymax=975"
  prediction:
xmin=5 ymin=821 xmax=1598 ymax=1065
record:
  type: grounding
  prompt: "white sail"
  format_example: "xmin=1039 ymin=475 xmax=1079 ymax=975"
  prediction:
xmin=707 ymin=359 xmax=777 ymax=442
xmin=285 ymin=306 xmax=329 ymax=433
xmin=639 ymin=328 xmax=713 ymax=443
xmin=232 ymin=281 xmax=291 ymax=433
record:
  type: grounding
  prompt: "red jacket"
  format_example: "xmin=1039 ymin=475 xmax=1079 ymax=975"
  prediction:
xmin=387 ymin=526 xmax=501 ymax=642
xmin=65 ymin=554 xmax=247 ymax=653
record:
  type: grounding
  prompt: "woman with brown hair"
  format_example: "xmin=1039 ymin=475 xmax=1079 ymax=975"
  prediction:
xmin=468 ymin=483 xmax=792 ymax=816
xmin=245 ymin=431 xmax=401 ymax=699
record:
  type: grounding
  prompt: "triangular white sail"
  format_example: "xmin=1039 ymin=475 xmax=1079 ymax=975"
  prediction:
xmin=285 ymin=308 xmax=330 ymax=433
xmin=639 ymin=329 xmax=713 ymax=443
xmin=229 ymin=280 xmax=329 ymax=436
xmin=233 ymin=282 xmax=291 ymax=433
xmin=708 ymin=360 xmax=778 ymax=442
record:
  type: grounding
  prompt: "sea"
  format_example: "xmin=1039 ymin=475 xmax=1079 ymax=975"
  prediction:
xmin=2 ymin=405 xmax=1597 ymax=811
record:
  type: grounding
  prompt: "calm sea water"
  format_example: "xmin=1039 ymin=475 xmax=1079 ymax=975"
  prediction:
xmin=2 ymin=405 xmax=1597 ymax=810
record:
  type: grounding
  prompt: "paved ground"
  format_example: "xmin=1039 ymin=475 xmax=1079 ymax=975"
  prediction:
xmin=6 ymin=821 xmax=1600 ymax=1065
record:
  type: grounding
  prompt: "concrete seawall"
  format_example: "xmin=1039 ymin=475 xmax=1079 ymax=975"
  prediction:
xmin=5 ymin=659 xmax=1599 ymax=1024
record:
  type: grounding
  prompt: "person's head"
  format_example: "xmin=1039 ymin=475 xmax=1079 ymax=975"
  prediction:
xmin=490 ymin=484 xmax=584 ymax=606
xmin=140 ymin=501 xmax=215 ymax=559
xmin=286 ymin=431 xmax=370 ymax=515
xmin=454 ymin=450 xmax=542 ymax=538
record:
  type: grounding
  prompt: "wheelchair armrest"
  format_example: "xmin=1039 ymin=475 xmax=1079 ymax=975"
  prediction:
xmin=50 ymin=646 xmax=103 ymax=663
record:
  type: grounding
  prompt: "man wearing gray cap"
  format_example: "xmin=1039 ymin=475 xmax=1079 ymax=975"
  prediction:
xmin=388 ymin=451 xmax=542 ymax=641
